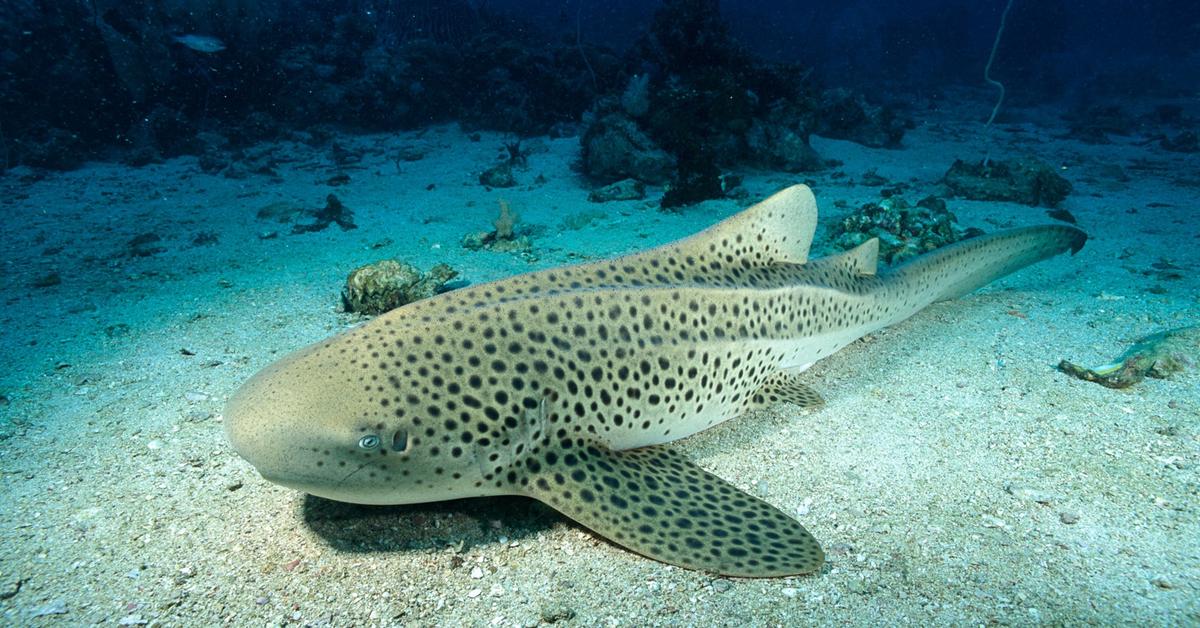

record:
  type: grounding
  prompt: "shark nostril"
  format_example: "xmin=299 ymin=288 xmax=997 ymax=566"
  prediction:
xmin=392 ymin=430 xmax=409 ymax=453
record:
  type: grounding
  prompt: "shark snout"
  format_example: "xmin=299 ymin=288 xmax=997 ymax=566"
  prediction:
xmin=225 ymin=370 xmax=337 ymax=492
xmin=223 ymin=347 xmax=383 ymax=499
xmin=224 ymin=368 xmax=292 ymax=479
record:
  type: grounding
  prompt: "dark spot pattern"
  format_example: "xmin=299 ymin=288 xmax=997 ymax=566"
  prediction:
xmin=234 ymin=185 xmax=1085 ymax=577
xmin=520 ymin=438 xmax=824 ymax=577
xmin=747 ymin=372 xmax=825 ymax=410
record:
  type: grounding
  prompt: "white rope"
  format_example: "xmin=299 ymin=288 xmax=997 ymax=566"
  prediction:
xmin=983 ymin=0 xmax=1016 ymax=127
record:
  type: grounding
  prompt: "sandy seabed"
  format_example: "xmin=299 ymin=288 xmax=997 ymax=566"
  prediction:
xmin=1 ymin=95 xmax=1197 ymax=626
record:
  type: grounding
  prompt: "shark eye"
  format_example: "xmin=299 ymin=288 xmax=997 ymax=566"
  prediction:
xmin=358 ymin=434 xmax=381 ymax=450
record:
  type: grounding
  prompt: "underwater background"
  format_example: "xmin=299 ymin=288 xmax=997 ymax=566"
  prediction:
xmin=1 ymin=0 xmax=1197 ymax=625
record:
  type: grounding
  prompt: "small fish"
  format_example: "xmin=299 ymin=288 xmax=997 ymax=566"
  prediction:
xmin=173 ymin=34 xmax=225 ymax=53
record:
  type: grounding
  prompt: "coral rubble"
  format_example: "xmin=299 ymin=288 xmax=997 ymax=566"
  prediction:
xmin=832 ymin=196 xmax=982 ymax=264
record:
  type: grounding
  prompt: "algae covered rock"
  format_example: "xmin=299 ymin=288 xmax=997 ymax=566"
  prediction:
xmin=744 ymin=116 xmax=823 ymax=173
xmin=580 ymin=112 xmax=675 ymax=185
xmin=18 ymin=127 xmax=85 ymax=170
xmin=342 ymin=260 xmax=459 ymax=315
xmin=128 ymin=232 xmax=166 ymax=257
xmin=814 ymin=88 xmax=908 ymax=149
xmin=588 ymin=178 xmax=646 ymax=203
xmin=831 ymin=196 xmax=981 ymax=265
xmin=1160 ymin=131 xmax=1199 ymax=154
xmin=660 ymin=149 xmax=723 ymax=211
xmin=479 ymin=162 xmax=517 ymax=188
xmin=943 ymin=157 xmax=1072 ymax=208
xmin=255 ymin=201 xmax=308 ymax=224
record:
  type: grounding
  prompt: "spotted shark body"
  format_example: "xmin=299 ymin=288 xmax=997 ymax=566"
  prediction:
xmin=226 ymin=185 xmax=1085 ymax=577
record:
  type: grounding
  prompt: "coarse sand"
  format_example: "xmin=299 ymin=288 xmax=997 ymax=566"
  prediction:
xmin=1 ymin=94 xmax=1197 ymax=626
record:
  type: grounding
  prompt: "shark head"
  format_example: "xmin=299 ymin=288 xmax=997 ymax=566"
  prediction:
xmin=224 ymin=336 xmax=457 ymax=505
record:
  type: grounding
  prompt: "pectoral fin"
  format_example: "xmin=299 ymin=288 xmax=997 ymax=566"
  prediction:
xmin=523 ymin=441 xmax=824 ymax=577
xmin=749 ymin=371 xmax=825 ymax=410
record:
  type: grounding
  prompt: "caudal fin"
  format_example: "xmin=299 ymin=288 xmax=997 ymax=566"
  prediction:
xmin=888 ymin=224 xmax=1086 ymax=303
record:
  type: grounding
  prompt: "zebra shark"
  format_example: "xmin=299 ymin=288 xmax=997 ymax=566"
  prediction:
xmin=225 ymin=184 xmax=1085 ymax=577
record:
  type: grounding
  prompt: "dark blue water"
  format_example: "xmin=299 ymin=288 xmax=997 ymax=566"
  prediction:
xmin=1 ymin=0 xmax=1195 ymax=171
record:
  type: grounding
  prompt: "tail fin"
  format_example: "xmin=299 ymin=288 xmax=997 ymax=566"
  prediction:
xmin=888 ymin=224 xmax=1086 ymax=303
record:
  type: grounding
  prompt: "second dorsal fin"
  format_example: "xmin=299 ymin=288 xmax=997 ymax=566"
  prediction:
xmin=831 ymin=238 xmax=879 ymax=275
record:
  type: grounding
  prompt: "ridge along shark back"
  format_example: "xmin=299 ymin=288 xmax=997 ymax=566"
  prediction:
xmin=225 ymin=185 xmax=1086 ymax=577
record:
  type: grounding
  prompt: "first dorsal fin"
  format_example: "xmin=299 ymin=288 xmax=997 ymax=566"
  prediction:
xmin=645 ymin=184 xmax=818 ymax=267
xmin=383 ymin=186 xmax=820 ymax=318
